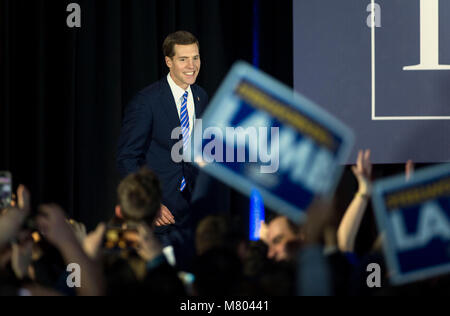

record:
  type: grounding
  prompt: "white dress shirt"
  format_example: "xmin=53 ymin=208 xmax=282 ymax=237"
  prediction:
xmin=167 ymin=73 xmax=196 ymax=137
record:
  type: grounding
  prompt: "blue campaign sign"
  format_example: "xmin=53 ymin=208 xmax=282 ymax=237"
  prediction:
xmin=187 ymin=61 xmax=354 ymax=223
xmin=372 ymin=164 xmax=450 ymax=285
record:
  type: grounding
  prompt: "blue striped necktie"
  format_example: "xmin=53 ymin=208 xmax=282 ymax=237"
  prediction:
xmin=179 ymin=91 xmax=190 ymax=192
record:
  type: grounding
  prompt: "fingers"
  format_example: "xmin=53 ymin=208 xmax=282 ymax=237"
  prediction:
xmin=351 ymin=165 xmax=358 ymax=176
xmin=353 ymin=149 xmax=372 ymax=177
xmin=161 ymin=205 xmax=175 ymax=224
xmin=83 ymin=223 xmax=106 ymax=259
xmin=153 ymin=205 xmax=175 ymax=226
xmin=17 ymin=185 xmax=31 ymax=212
xmin=160 ymin=211 xmax=175 ymax=225
xmin=363 ymin=149 xmax=372 ymax=176
xmin=356 ymin=150 xmax=363 ymax=171
xmin=154 ymin=218 xmax=163 ymax=227
xmin=11 ymin=242 xmax=19 ymax=254
xmin=405 ymin=160 xmax=414 ymax=181
xmin=38 ymin=204 xmax=67 ymax=223
xmin=94 ymin=223 xmax=106 ymax=237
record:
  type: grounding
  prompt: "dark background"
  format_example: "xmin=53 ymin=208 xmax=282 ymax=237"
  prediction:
xmin=0 ymin=0 xmax=293 ymax=229
xmin=0 ymin=0 xmax=416 ymax=251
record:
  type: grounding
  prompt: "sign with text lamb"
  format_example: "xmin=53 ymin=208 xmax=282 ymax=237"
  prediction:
xmin=372 ymin=164 xmax=450 ymax=285
xmin=187 ymin=61 xmax=354 ymax=223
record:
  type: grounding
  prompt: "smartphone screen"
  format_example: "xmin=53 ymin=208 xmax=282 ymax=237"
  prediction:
xmin=0 ymin=172 xmax=12 ymax=209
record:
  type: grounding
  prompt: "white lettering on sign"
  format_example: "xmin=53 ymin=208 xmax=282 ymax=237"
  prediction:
xmin=391 ymin=201 xmax=450 ymax=251
xmin=278 ymin=127 xmax=333 ymax=193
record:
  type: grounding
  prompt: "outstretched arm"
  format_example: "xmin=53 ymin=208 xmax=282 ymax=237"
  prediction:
xmin=337 ymin=150 xmax=372 ymax=253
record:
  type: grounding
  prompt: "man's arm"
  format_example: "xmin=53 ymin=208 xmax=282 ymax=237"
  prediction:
xmin=36 ymin=204 xmax=105 ymax=296
xmin=116 ymin=92 xmax=153 ymax=178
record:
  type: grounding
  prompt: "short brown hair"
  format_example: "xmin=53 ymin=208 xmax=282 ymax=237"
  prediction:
xmin=163 ymin=31 xmax=199 ymax=58
xmin=117 ymin=167 xmax=161 ymax=225
xmin=195 ymin=215 xmax=230 ymax=256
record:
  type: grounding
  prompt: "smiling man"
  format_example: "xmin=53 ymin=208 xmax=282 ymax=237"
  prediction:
xmin=116 ymin=31 xmax=209 ymax=271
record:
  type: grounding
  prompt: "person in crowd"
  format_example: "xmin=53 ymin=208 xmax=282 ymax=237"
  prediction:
xmin=106 ymin=167 xmax=185 ymax=294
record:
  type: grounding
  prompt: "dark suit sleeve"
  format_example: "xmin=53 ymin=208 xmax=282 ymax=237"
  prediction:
xmin=116 ymin=92 xmax=153 ymax=178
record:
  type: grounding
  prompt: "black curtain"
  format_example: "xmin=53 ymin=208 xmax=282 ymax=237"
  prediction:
xmin=1 ymin=0 xmax=293 ymax=229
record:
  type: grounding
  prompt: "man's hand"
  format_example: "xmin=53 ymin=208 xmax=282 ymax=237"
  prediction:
xmin=153 ymin=204 xmax=175 ymax=227
xmin=352 ymin=149 xmax=372 ymax=196
xmin=136 ymin=223 xmax=163 ymax=262
xmin=0 ymin=206 xmax=30 ymax=249
xmin=36 ymin=204 xmax=78 ymax=249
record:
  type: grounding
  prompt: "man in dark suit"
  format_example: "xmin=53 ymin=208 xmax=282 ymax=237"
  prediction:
xmin=116 ymin=31 xmax=208 ymax=271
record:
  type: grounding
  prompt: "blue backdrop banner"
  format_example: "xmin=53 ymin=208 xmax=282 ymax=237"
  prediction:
xmin=372 ymin=164 xmax=450 ymax=285
xmin=294 ymin=0 xmax=450 ymax=163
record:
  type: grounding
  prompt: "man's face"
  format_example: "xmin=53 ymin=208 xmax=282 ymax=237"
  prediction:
xmin=165 ymin=43 xmax=201 ymax=90
xmin=266 ymin=217 xmax=299 ymax=262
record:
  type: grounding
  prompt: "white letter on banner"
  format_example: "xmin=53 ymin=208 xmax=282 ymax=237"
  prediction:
xmin=404 ymin=0 xmax=450 ymax=70
xmin=416 ymin=202 xmax=450 ymax=246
